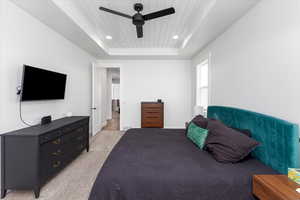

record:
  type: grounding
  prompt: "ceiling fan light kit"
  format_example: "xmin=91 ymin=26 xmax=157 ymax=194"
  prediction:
xmin=99 ymin=3 xmax=176 ymax=38
xmin=105 ymin=35 xmax=112 ymax=40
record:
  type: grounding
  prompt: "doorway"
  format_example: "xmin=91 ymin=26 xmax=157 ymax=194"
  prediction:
xmin=103 ymin=68 xmax=120 ymax=131
xmin=91 ymin=65 xmax=121 ymax=136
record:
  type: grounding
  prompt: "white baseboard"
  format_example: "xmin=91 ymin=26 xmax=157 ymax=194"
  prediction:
xmin=164 ymin=126 xmax=185 ymax=129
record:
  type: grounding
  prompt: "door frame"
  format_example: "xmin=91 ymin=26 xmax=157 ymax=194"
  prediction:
xmin=91 ymin=63 xmax=102 ymax=136
xmin=91 ymin=61 xmax=123 ymax=136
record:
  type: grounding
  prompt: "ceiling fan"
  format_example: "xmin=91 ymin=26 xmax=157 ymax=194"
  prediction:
xmin=99 ymin=3 xmax=175 ymax=38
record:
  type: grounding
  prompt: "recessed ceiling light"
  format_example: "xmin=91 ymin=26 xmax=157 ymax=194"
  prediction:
xmin=106 ymin=35 xmax=112 ymax=40
xmin=172 ymin=35 xmax=179 ymax=40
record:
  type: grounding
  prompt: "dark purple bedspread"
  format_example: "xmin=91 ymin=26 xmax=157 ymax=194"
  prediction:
xmin=89 ymin=128 xmax=278 ymax=200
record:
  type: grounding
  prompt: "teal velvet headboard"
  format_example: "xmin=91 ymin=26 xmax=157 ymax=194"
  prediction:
xmin=207 ymin=106 xmax=300 ymax=174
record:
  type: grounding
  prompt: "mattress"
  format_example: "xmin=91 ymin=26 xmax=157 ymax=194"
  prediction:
xmin=89 ymin=128 xmax=278 ymax=200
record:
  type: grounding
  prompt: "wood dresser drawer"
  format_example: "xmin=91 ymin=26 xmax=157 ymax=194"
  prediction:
xmin=141 ymin=102 xmax=164 ymax=128
xmin=143 ymin=110 xmax=161 ymax=115
xmin=142 ymin=103 xmax=163 ymax=108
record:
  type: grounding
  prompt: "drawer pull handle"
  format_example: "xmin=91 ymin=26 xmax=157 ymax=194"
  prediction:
xmin=53 ymin=161 xmax=61 ymax=168
xmin=52 ymin=150 xmax=62 ymax=156
xmin=52 ymin=138 xmax=61 ymax=145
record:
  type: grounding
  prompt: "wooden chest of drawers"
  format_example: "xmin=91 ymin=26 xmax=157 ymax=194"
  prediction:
xmin=252 ymin=175 xmax=300 ymax=200
xmin=1 ymin=116 xmax=89 ymax=199
xmin=141 ymin=102 xmax=164 ymax=128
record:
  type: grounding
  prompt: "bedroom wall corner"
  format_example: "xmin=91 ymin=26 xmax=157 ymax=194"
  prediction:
xmin=0 ymin=0 xmax=96 ymax=134
xmin=191 ymin=0 xmax=300 ymax=126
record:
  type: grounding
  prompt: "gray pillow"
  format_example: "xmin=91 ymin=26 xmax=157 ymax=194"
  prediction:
xmin=205 ymin=120 xmax=259 ymax=163
xmin=192 ymin=115 xmax=208 ymax=128
xmin=231 ymin=127 xmax=252 ymax=137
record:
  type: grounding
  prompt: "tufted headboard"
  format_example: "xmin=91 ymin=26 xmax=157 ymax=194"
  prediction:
xmin=207 ymin=106 xmax=300 ymax=174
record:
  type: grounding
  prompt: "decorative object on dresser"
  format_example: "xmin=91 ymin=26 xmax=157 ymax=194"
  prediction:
xmin=288 ymin=168 xmax=300 ymax=184
xmin=1 ymin=116 xmax=90 ymax=199
xmin=253 ymin=175 xmax=300 ymax=200
xmin=141 ymin=102 xmax=164 ymax=128
xmin=41 ymin=115 xmax=52 ymax=125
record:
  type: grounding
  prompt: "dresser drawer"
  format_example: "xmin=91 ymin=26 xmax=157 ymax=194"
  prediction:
xmin=143 ymin=115 xmax=161 ymax=120
xmin=142 ymin=111 xmax=162 ymax=116
xmin=142 ymin=122 xmax=163 ymax=128
xmin=142 ymin=108 xmax=162 ymax=113
xmin=61 ymin=126 xmax=88 ymax=144
xmin=40 ymin=140 xmax=87 ymax=184
xmin=41 ymin=138 xmax=86 ymax=161
xmin=62 ymin=123 xmax=80 ymax=134
xmin=39 ymin=130 xmax=62 ymax=144
xmin=142 ymin=119 xmax=162 ymax=126
xmin=142 ymin=103 xmax=163 ymax=108
xmin=40 ymin=138 xmax=62 ymax=153
xmin=62 ymin=119 xmax=89 ymax=134
xmin=59 ymin=141 xmax=87 ymax=170
xmin=40 ymin=158 xmax=63 ymax=184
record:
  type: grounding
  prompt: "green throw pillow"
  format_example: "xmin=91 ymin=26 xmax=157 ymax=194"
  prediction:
xmin=187 ymin=122 xmax=209 ymax=149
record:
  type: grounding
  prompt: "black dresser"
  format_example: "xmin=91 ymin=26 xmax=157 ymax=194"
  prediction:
xmin=1 ymin=116 xmax=89 ymax=199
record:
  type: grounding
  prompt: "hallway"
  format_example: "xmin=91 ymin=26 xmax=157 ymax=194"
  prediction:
xmin=103 ymin=111 xmax=120 ymax=131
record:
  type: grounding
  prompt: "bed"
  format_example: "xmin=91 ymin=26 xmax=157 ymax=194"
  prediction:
xmin=89 ymin=106 xmax=300 ymax=200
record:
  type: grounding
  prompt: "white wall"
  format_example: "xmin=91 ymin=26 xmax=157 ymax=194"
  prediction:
xmin=96 ymin=60 xmax=192 ymax=130
xmin=0 ymin=0 xmax=5 ymax=132
xmin=192 ymin=0 xmax=300 ymax=125
xmin=0 ymin=0 xmax=95 ymax=134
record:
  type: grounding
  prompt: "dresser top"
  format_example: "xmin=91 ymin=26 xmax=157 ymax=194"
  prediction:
xmin=253 ymin=175 xmax=300 ymax=200
xmin=141 ymin=102 xmax=164 ymax=104
xmin=2 ymin=116 xmax=89 ymax=137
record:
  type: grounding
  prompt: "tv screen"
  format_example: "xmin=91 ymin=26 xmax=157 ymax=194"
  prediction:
xmin=21 ymin=65 xmax=67 ymax=101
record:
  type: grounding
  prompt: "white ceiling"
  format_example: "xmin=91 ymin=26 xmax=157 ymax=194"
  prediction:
xmin=10 ymin=0 xmax=260 ymax=59
xmin=76 ymin=0 xmax=212 ymax=49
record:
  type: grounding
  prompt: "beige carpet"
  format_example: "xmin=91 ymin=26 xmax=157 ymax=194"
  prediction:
xmin=4 ymin=131 xmax=124 ymax=200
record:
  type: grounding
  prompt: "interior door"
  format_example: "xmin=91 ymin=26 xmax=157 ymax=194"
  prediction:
xmin=91 ymin=64 xmax=102 ymax=136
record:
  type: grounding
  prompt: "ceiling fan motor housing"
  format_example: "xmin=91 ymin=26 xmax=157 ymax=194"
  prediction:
xmin=134 ymin=3 xmax=143 ymax=12
xmin=133 ymin=13 xmax=145 ymax=26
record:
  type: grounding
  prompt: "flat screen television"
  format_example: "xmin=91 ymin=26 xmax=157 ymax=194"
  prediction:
xmin=21 ymin=65 xmax=67 ymax=101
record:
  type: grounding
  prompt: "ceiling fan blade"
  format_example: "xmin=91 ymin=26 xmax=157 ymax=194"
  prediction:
xmin=143 ymin=7 xmax=175 ymax=21
xmin=99 ymin=7 xmax=132 ymax=19
xmin=136 ymin=26 xmax=143 ymax=38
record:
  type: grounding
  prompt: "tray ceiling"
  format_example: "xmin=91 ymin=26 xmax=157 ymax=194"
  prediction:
xmin=76 ymin=0 xmax=211 ymax=49
xmin=10 ymin=0 xmax=260 ymax=58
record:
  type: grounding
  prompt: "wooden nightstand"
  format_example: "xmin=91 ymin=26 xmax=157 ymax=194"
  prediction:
xmin=253 ymin=175 xmax=300 ymax=200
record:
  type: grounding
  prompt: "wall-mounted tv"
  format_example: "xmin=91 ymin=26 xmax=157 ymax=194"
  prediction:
xmin=21 ymin=65 xmax=67 ymax=101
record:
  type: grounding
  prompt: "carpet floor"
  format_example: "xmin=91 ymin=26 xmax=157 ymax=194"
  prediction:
xmin=4 ymin=131 xmax=124 ymax=200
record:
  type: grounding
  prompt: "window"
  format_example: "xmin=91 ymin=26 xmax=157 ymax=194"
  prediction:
xmin=196 ymin=59 xmax=209 ymax=114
